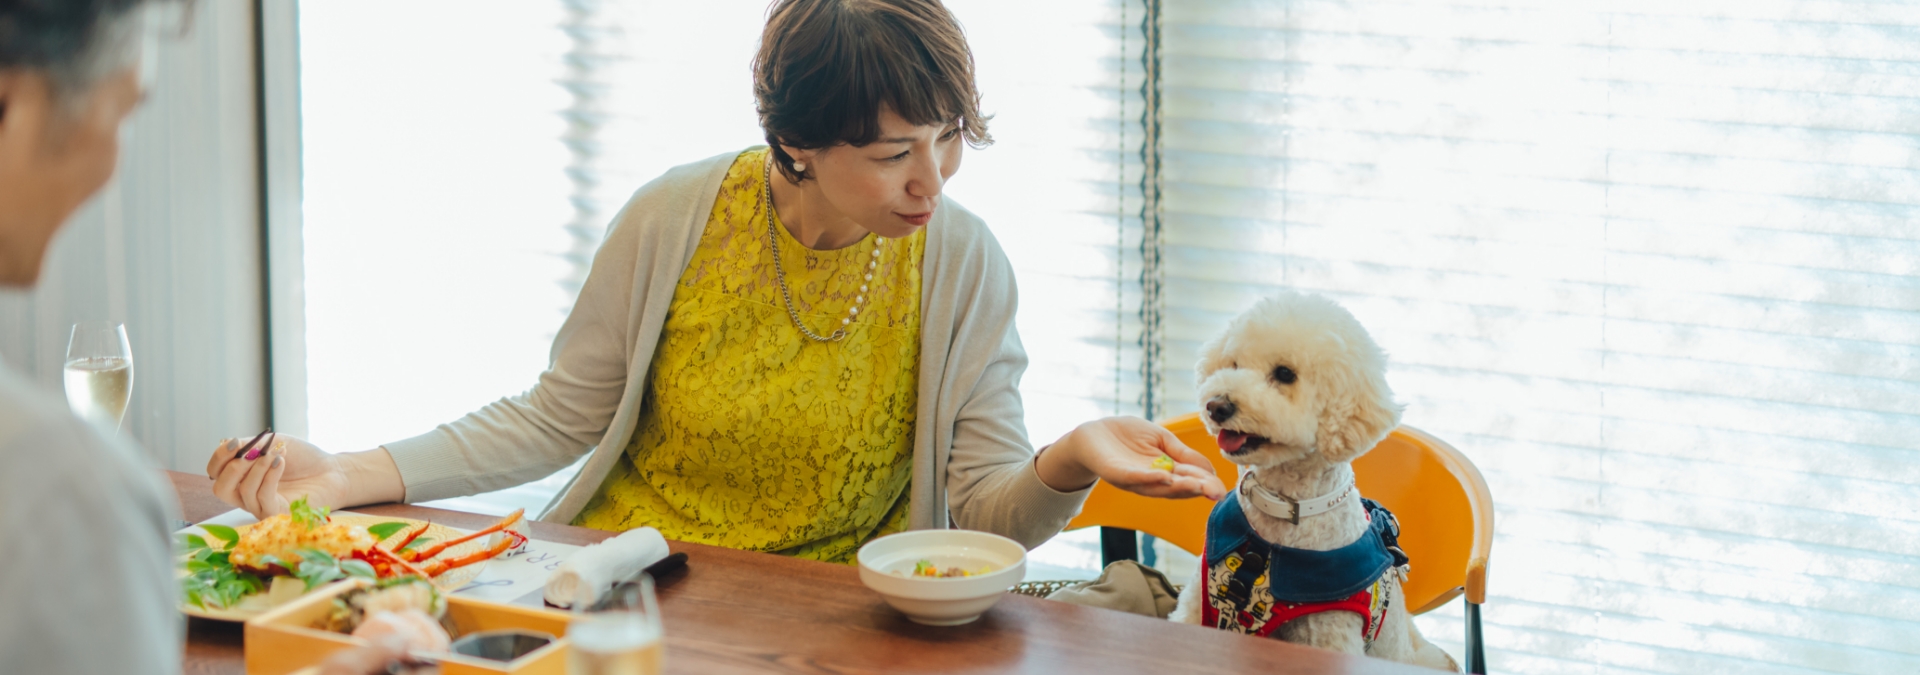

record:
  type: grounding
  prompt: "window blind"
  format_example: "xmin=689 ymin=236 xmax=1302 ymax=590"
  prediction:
xmin=557 ymin=0 xmax=770 ymax=302
xmin=944 ymin=0 xmax=1153 ymax=578
xmin=1157 ymin=0 xmax=1920 ymax=671
xmin=943 ymin=0 xmax=1148 ymax=444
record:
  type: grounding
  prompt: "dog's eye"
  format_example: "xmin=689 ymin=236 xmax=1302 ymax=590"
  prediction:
xmin=1272 ymin=366 xmax=1297 ymax=385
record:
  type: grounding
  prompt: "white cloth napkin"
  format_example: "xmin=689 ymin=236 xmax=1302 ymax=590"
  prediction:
xmin=542 ymin=526 xmax=669 ymax=608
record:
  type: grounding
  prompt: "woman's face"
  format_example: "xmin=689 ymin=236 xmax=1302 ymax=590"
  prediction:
xmin=0 ymin=66 xmax=145 ymax=286
xmin=786 ymin=106 xmax=964 ymax=239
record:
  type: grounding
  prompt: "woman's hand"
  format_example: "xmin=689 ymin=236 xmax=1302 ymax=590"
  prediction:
xmin=1037 ymin=417 xmax=1228 ymax=500
xmin=204 ymin=434 xmax=406 ymax=519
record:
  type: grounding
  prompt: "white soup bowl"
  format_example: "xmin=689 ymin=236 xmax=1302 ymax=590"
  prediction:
xmin=856 ymin=529 xmax=1027 ymax=626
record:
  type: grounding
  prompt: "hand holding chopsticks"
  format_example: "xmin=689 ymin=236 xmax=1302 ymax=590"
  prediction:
xmin=229 ymin=428 xmax=275 ymax=462
xmin=204 ymin=431 xmax=359 ymax=519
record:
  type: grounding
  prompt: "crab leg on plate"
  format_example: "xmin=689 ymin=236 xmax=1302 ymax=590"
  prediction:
xmin=387 ymin=521 xmax=431 ymax=551
xmin=418 ymin=529 xmax=528 ymax=577
xmin=362 ymin=545 xmax=436 ymax=580
xmin=400 ymin=509 xmax=525 ymax=563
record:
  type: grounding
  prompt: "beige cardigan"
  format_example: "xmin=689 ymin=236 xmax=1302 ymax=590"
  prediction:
xmin=382 ymin=149 xmax=1090 ymax=549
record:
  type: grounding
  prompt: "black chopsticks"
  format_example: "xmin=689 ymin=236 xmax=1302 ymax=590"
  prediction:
xmin=231 ymin=427 xmax=275 ymax=461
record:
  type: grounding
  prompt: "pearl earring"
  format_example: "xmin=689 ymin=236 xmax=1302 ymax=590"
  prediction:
xmin=792 ymin=161 xmax=807 ymax=173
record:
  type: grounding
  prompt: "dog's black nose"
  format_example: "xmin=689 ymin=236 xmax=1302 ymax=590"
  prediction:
xmin=1206 ymin=397 xmax=1237 ymax=424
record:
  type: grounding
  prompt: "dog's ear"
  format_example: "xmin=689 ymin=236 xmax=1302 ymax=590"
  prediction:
xmin=1314 ymin=336 xmax=1403 ymax=463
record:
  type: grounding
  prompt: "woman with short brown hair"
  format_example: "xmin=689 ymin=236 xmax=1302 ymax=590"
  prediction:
xmin=210 ymin=0 xmax=1225 ymax=563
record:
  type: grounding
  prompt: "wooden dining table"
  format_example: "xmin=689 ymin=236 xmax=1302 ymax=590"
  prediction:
xmin=170 ymin=471 xmax=1428 ymax=674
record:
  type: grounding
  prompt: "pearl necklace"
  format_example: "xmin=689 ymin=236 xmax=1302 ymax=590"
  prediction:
xmin=763 ymin=155 xmax=882 ymax=342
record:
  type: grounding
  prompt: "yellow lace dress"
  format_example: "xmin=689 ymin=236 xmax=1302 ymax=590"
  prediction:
xmin=572 ymin=148 xmax=926 ymax=564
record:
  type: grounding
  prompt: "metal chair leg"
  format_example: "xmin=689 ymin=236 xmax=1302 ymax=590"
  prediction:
xmin=1464 ymin=601 xmax=1487 ymax=674
xmin=1100 ymin=527 xmax=1138 ymax=567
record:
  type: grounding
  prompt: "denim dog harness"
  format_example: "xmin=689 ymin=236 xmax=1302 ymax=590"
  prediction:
xmin=1200 ymin=491 xmax=1408 ymax=642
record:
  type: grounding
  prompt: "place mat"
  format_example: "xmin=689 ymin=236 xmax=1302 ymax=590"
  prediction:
xmin=445 ymin=528 xmax=582 ymax=603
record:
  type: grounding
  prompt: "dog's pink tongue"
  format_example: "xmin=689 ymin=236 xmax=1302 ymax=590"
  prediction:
xmin=1217 ymin=430 xmax=1248 ymax=453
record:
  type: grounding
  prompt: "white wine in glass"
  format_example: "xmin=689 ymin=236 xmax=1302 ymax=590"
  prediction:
xmin=65 ymin=322 xmax=134 ymax=431
xmin=568 ymin=576 xmax=664 ymax=675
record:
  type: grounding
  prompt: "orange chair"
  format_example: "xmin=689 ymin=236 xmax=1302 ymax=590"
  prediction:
xmin=1066 ymin=412 xmax=1495 ymax=673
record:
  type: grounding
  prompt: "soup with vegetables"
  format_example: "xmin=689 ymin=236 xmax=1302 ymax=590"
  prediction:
xmin=893 ymin=558 xmax=996 ymax=579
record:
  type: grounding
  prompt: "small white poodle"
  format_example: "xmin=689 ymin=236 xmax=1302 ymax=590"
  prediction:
xmin=1168 ymin=292 xmax=1458 ymax=671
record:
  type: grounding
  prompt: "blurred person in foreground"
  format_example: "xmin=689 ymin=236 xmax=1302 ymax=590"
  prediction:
xmin=0 ymin=2 xmax=412 ymax=672
xmin=0 ymin=1 xmax=179 ymax=671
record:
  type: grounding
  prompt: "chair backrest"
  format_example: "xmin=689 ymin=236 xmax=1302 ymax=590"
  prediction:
xmin=1064 ymin=412 xmax=1494 ymax=613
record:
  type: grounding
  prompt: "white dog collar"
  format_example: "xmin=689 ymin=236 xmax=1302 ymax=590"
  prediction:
xmin=1240 ymin=477 xmax=1355 ymax=525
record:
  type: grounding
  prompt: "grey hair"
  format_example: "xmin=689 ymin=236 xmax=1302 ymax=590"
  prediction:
xmin=0 ymin=0 xmax=154 ymax=100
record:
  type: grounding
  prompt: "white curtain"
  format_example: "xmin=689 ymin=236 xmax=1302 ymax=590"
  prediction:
xmin=1158 ymin=1 xmax=1920 ymax=671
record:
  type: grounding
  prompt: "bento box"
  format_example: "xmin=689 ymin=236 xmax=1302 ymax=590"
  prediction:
xmin=244 ymin=578 xmax=573 ymax=675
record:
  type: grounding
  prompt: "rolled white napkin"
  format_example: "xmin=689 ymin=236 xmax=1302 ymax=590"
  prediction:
xmin=543 ymin=526 xmax=670 ymax=608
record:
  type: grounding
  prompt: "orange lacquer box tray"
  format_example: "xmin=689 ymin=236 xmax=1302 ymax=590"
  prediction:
xmin=244 ymin=578 xmax=573 ymax=675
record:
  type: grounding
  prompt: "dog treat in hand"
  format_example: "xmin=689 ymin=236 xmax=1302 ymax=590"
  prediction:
xmin=1151 ymin=454 xmax=1176 ymax=472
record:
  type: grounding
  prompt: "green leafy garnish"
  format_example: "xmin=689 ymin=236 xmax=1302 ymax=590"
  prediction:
xmin=179 ymin=542 xmax=263 ymax=610
xmin=291 ymin=548 xmax=377 ymax=591
xmin=177 ymin=523 xmax=267 ymax=609
xmin=182 ymin=563 xmax=265 ymax=610
xmin=340 ymin=559 xmax=379 ymax=581
xmin=400 ymin=537 xmax=433 ymax=553
xmin=367 ymin=522 xmax=410 ymax=540
xmin=201 ymin=524 xmax=241 ymax=549
xmin=293 ymin=549 xmax=342 ymax=590
xmin=341 ymin=559 xmax=378 ymax=579
xmin=289 ymin=497 xmax=330 ymax=531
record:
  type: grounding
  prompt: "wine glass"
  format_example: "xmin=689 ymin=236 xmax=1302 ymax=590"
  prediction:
xmin=567 ymin=575 xmax=664 ymax=675
xmin=64 ymin=322 xmax=134 ymax=431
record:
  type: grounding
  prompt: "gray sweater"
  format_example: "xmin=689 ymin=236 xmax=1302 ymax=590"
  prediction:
xmin=0 ymin=360 xmax=180 ymax=673
xmin=383 ymin=149 xmax=1090 ymax=548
